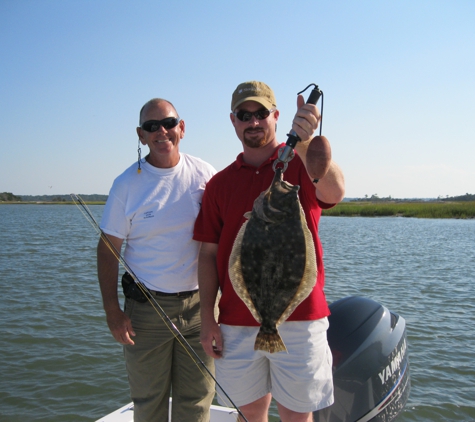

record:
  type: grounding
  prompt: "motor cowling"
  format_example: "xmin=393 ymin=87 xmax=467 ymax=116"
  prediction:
xmin=313 ymin=296 xmax=410 ymax=422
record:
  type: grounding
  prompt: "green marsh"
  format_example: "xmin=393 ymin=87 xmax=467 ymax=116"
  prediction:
xmin=322 ymin=201 xmax=475 ymax=219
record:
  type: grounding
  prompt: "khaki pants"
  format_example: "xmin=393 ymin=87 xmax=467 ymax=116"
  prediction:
xmin=124 ymin=291 xmax=215 ymax=422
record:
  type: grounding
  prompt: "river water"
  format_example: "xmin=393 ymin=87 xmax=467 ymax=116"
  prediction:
xmin=0 ymin=204 xmax=474 ymax=421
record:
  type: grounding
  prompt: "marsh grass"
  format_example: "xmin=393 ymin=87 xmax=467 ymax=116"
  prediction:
xmin=322 ymin=201 xmax=475 ymax=219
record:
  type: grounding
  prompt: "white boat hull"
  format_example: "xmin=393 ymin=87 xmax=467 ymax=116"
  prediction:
xmin=96 ymin=399 xmax=238 ymax=422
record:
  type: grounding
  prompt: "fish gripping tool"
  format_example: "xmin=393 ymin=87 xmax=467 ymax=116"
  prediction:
xmin=273 ymin=83 xmax=323 ymax=172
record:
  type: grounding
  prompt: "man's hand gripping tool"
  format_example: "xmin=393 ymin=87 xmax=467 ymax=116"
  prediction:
xmin=273 ymin=84 xmax=323 ymax=172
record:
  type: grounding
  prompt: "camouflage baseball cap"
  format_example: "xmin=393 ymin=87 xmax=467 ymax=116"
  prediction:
xmin=231 ymin=81 xmax=277 ymax=111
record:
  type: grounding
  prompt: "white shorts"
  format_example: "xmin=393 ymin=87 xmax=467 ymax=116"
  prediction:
xmin=215 ymin=319 xmax=334 ymax=413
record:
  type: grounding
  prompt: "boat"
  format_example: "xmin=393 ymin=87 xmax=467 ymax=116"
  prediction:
xmin=96 ymin=400 xmax=238 ymax=422
xmin=98 ymin=296 xmax=410 ymax=422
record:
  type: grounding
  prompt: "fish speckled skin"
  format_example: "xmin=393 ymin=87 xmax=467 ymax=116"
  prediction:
xmin=228 ymin=167 xmax=317 ymax=353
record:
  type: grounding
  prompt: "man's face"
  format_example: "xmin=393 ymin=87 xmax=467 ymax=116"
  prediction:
xmin=230 ymin=101 xmax=279 ymax=149
xmin=137 ymin=101 xmax=185 ymax=166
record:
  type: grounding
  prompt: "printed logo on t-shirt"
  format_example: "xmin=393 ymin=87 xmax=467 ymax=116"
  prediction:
xmin=143 ymin=211 xmax=154 ymax=219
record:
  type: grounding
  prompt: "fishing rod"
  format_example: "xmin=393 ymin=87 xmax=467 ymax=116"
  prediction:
xmin=70 ymin=193 xmax=248 ymax=422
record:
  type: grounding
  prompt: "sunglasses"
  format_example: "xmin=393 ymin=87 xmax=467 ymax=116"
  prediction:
xmin=140 ymin=117 xmax=180 ymax=132
xmin=233 ymin=108 xmax=275 ymax=122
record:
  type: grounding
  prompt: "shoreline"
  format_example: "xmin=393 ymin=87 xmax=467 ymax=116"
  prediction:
xmin=0 ymin=201 xmax=106 ymax=205
xmin=2 ymin=201 xmax=475 ymax=219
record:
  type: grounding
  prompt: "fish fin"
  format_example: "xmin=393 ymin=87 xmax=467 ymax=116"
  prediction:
xmin=228 ymin=221 xmax=262 ymax=324
xmin=277 ymin=202 xmax=318 ymax=326
xmin=254 ymin=330 xmax=288 ymax=353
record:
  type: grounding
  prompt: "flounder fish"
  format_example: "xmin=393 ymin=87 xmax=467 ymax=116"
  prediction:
xmin=228 ymin=167 xmax=317 ymax=353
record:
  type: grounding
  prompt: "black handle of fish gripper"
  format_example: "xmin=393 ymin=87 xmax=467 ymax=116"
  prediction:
xmin=279 ymin=84 xmax=323 ymax=163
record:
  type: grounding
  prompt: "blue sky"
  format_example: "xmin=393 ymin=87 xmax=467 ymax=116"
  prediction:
xmin=1 ymin=0 xmax=473 ymax=198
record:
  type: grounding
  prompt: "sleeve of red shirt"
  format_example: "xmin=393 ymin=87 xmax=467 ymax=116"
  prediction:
xmin=193 ymin=176 xmax=221 ymax=244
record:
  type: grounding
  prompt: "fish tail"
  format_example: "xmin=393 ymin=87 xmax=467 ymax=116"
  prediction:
xmin=254 ymin=330 xmax=287 ymax=353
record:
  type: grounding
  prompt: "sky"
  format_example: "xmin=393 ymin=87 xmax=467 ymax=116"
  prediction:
xmin=1 ymin=0 xmax=474 ymax=199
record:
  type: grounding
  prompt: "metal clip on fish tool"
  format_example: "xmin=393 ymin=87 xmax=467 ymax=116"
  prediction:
xmin=273 ymin=84 xmax=323 ymax=173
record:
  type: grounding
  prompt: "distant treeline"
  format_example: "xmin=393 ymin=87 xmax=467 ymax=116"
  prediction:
xmin=0 ymin=192 xmax=22 ymax=201
xmin=350 ymin=193 xmax=474 ymax=202
xmin=0 ymin=192 xmax=108 ymax=202
xmin=1 ymin=192 xmax=474 ymax=204
xmin=441 ymin=193 xmax=475 ymax=202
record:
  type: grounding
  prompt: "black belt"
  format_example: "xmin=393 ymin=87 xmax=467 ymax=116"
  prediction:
xmin=148 ymin=289 xmax=198 ymax=298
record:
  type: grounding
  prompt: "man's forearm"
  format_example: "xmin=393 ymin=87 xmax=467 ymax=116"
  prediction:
xmin=314 ymin=161 xmax=346 ymax=204
xmin=97 ymin=237 xmax=123 ymax=313
xmin=197 ymin=243 xmax=220 ymax=323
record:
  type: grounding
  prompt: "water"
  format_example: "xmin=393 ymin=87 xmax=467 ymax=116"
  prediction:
xmin=321 ymin=217 xmax=475 ymax=421
xmin=0 ymin=205 xmax=474 ymax=421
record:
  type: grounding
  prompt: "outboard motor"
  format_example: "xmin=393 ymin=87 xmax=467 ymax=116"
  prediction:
xmin=314 ymin=296 xmax=410 ymax=422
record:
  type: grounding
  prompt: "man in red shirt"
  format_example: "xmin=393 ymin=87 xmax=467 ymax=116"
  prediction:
xmin=193 ymin=81 xmax=345 ymax=422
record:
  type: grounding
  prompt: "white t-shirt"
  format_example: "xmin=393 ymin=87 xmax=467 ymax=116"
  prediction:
xmin=100 ymin=153 xmax=216 ymax=292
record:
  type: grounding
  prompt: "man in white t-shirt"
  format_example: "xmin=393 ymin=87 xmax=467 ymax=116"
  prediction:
xmin=97 ymin=98 xmax=217 ymax=421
